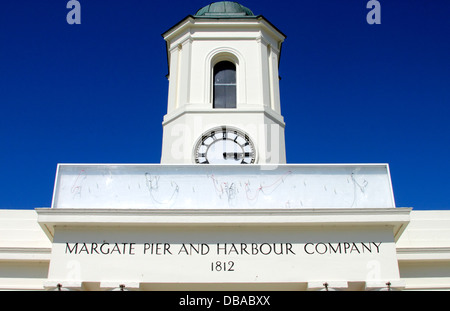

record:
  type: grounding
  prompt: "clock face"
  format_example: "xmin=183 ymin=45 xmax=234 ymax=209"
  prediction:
xmin=194 ymin=127 xmax=256 ymax=164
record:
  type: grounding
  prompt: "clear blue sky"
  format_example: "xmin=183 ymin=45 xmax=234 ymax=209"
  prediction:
xmin=0 ymin=1 xmax=449 ymax=210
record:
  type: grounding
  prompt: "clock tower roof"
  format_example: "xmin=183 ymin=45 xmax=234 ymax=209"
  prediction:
xmin=194 ymin=1 xmax=255 ymax=18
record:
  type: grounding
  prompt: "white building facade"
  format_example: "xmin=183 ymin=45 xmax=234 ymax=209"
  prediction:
xmin=1 ymin=2 xmax=449 ymax=291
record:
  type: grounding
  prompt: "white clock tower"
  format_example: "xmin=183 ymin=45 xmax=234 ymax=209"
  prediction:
xmin=160 ymin=1 xmax=287 ymax=164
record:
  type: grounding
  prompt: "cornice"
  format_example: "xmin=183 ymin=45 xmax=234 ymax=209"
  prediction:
xmin=396 ymin=247 xmax=450 ymax=262
xmin=163 ymin=16 xmax=285 ymax=44
xmin=162 ymin=105 xmax=285 ymax=127
xmin=36 ymin=207 xmax=411 ymax=242
xmin=0 ymin=246 xmax=52 ymax=262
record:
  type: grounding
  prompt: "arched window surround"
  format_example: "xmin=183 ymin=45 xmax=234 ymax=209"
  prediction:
xmin=205 ymin=49 xmax=246 ymax=108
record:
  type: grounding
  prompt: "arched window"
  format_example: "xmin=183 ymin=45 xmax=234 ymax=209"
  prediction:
xmin=213 ymin=61 xmax=236 ymax=108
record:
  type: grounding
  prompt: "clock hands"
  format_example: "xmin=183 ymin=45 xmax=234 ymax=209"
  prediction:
xmin=223 ymin=152 xmax=251 ymax=160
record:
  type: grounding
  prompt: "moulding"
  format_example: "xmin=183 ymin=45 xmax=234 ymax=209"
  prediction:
xmin=36 ymin=207 xmax=411 ymax=242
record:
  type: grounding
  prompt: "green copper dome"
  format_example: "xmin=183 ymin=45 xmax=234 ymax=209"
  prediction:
xmin=195 ymin=1 xmax=255 ymax=18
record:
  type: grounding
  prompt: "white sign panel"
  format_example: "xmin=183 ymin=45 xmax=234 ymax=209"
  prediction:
xmin=51 ymin=164 xmax=395 ymax=209
xmin=48 ymin=226 xmax=401 ymax=284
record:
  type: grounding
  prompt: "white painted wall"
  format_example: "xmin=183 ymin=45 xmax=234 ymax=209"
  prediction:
xmin=1 ymin=208 xmax=449 ymax=290
xmin=396 ymin=211 xmax=450 ymax=290
xmin=0 ymin=210 xmax=51 ymax=290
xmin=46 ymin=224 xmax=400 ymax=285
